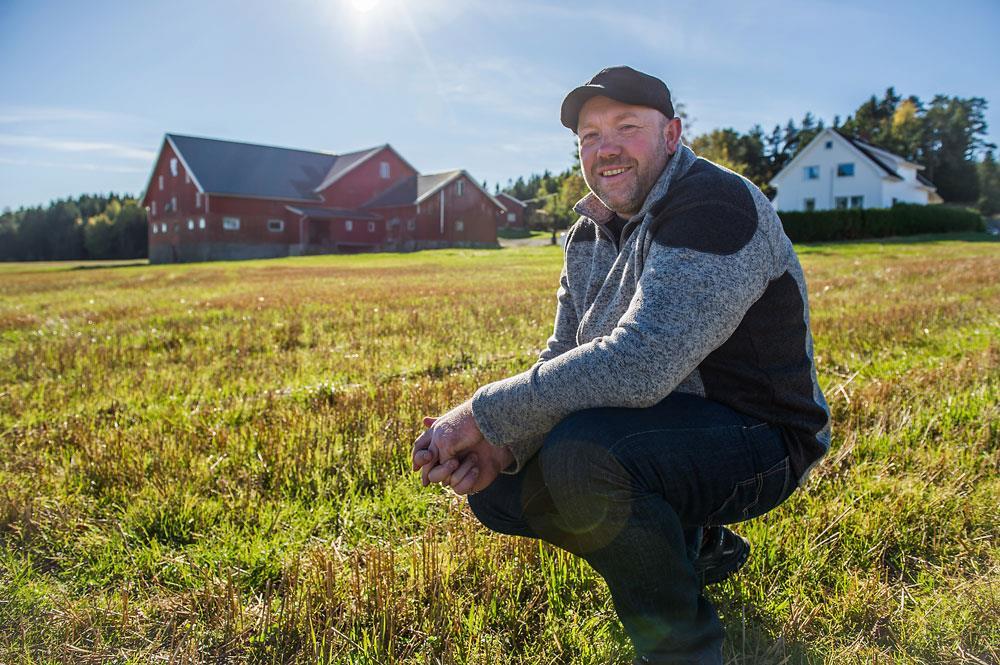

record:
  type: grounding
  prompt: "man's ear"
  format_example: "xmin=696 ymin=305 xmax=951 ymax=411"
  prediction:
xmin=662 ymin=117 xmax=683 ymax=155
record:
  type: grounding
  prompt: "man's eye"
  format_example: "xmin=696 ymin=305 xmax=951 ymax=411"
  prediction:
xmin=619 ymin=124 xmax=638 ymax=132
xmin=580 ymin=133 xmax=598 ymax=143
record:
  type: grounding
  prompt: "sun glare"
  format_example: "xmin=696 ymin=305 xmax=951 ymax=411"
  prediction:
xmin=350 ymin=0 xmax=380 ymax=12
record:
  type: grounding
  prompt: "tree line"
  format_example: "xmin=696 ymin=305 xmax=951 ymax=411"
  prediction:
xmin=502 ymin=88 xmax=999 ymax=229
xmin=0 ymin=194 xmax=147 ymax=262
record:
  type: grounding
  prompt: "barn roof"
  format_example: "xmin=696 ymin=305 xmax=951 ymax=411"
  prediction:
xmin=497 ymin=192 xmax=527 ymax=208
xmin=363 ymin=170 xmax=462 ymax=207
xmin=162 ymin=134 xmax=400 ymax=202
xmin=285 ymin=205 xmax=382 ymax=221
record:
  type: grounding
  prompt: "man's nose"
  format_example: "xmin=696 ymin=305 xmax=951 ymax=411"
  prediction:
xmin=596 ymin=137 xmax=621 ymax=160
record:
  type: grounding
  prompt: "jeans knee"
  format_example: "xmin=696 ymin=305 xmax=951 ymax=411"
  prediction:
xmin=467 ymin=487 xmax=532 ymax=538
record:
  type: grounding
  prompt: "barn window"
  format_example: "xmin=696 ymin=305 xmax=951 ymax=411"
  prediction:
xmin=170 ymin=158 xmax=178 ymax=177
xmin=367 ymin=221 xmax=375 ymax=233
xmin=223 ymin=217 xmax=240 ymax=231
xmin=195 ymin=192 xmax=202 ymax=208
xmin=158 ymin=175 xmax=164 ymax=190
xmin=345 ymin=220 xmax=353 ymax=232
xmin=836 ymin=163 xmax=855 ymax=177
xmin=170 ymin=196 xmax=177 ymax=212
xmin=379 ymin=161 xmax=390 ymax=179
xmin=507 ymin=212 xmax=516 ymax=222
xmin=185 ymin=172 xmax=190 ymax=184
xmin=455 ymin=220 xmax=464 ymax=232
xmin=406 ymin=219 xmax=416 ymax=231
xmin=151 ymin=224 xmax=158 ymax=234
xmin=151 ymin=201 xmax=157 ymax=216
xmin=187 ymin=219 xmax=194 ymax=230
xmin=456 ymin=180 xmax=464 ymax=196
xmin=160 ymin=223 xmax=167 ymax=233
xmin=199 ymin=217 xmax=206 ymax=229
xmin=267 ymin=219 xmax=285 ymax=232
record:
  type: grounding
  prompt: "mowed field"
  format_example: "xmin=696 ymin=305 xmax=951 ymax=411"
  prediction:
xmin=1 ymin=234 xmax=997 ymax=664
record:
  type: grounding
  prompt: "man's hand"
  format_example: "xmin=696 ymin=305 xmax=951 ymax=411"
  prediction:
xmin=411 ymin=400 xmax=514 ymax=495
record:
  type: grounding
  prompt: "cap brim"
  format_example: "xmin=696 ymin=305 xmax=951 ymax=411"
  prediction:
xmin=560 ymin=84 xmax=612 ymax=131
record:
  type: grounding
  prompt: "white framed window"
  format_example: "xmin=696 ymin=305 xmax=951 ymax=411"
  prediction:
xmin=804 ymin=165 xmax=819 ymax=180
xmin=367 ymin=221 xmax=375 ymax=233
xmin=199 ymin=217 xmax=206 ymax=229
xmin=267 ymin=219 xmax=285 ymax=232
xmin=160 ymin=222 xmax=167 ymax=233
xmin=223 ymin=216 xmax=240 ymax=231
xmin=345 ymin=220 xmax=353 ymax=232
xmin=507 ymin=212 xmax=516 ymax=222
xmin=804 ymin=198 xmax=816 ymax=211
xmin=170 ymin=158 xmax=178 ymax=176
xmin=187 ymin=218 xmax=194 ymax=230
xmin=152 ymin=223 xmax=158 ymax=234
xmin=171 ymin=196 xmax=177 ymax=212
xmin=456 ymin=180 xmax=464 ymax=196
xmin=455 ymin=220 xmax=464 ymax=232
xmin=379 ymin=161 xmax=390 ymax=179
xmin=406 ymin=219 xmax=416 ymax=231
xmin=850 ymin=196 xmax=864 ymax=209
xmin=151 ymin=201 xmax=157 ymax=216
xmin=195 ymin=192 xmax=202 ymax=208
xmin=184 ymin=172 xmax=190 ymax=184
xmin=835 ymin=196 xmax=848 ymax=210
xmin=837 ymin=163 xmax=855 ymax=177
xmin=158 ymin=175 xmax=164 ymax=190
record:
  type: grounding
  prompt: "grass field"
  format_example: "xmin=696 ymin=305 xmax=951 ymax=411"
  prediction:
xmin=1 ymin=233 xmax=997 ymax=664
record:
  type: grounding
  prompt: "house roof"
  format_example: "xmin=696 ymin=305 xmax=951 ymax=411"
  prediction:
xmin=285 ymin=205 xmax=382 ymax=221
xmin=364 ymin=170 xmax=498 ymax=208
xmin=832 ymin=130 xmax=902 ymax=182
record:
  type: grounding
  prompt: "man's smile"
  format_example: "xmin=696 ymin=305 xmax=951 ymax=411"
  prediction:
xmin=599 ymin=166 xmax=632 ymax=178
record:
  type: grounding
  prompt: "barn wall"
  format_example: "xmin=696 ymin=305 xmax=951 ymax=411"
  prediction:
xmin=318 ymin=147 xmax=418 ymax=208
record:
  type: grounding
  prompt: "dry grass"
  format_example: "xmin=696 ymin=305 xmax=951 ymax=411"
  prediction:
xmin=1 ymin=235 xmax=998 ymax=664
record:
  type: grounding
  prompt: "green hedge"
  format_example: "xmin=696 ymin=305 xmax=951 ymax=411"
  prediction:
xmin=778 ymin=204 xmax=984 ymax=242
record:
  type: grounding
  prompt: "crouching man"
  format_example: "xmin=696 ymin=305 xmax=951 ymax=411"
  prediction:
xmin=412 ymin=66 xmax=830 ymax=665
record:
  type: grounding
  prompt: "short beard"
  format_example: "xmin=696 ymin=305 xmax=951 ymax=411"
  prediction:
xmin=583 ymin=131 xmax=671 ymax=218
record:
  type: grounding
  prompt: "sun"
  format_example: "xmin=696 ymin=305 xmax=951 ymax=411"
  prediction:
xmin=350 ymin=0 xmax=380 ymax=12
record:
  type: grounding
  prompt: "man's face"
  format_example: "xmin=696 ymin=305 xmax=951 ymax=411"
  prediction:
xmin=577 ymin=96 xmax=682 ymax=218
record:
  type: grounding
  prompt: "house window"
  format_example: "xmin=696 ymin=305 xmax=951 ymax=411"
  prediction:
xmin=199 ymin=217 xmax=206 ymax=229
xmin=837 ymin=163 xmax=855 ymax=177
xmin=406 ymin=219 xmax=416 ymax=231
xmin=379 ymin=161 xmax=390 ymax=179
xmin=455 ymin=220 xmax=464 ymax=232
xmin=267 ymin=219 xmax=285 ymax=232
xmin=158 ymin=175 xmax=164 ymax=190
xmin=170 ymin=158 xmax=178 ymax=177
xmin=835 ymin=196 xmax=848 ymax=210
xmin=825 ymin=141 xmax=833 ymax=149
xmin=222 ymin=216 xmax=240 ymax=231
xmin=456 ymin=180 xmax=464 ymax=197
xmin=804 ymin=165 xmax=819 ymax=180
xmin=804 ymin=198 xmax=816 ymax=212
xmin=187 ymin=219 xmax=194 ymax=230
xmin=891 ymin=197 xmax=899 ymax=206
xmin=345 ymin=220 xmax=353 ymax=232
xmin=850 ymin=196 xmax=864 ymax=209
xmin=367 ymin=221 xmax=375 ymax=233
xmin=151 ymin=201 xmax=157 ymax=216
xmin=507 ymin=212 xmax=516 ymax=222
xmin=195 ymin=192 xmax=202 ymax=208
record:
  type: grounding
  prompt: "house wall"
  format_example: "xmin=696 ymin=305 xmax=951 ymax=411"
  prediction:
xmin=883 ymin=177 xmax=930 ymax=206
xmin=317 ymin=147 xmax=418 ymax=208
xmin=773 ymin=131 xmax=889 ymax=211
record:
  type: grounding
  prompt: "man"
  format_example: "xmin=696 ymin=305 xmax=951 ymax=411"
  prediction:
xmin=412 ymin=66 xmax=830 ymax=664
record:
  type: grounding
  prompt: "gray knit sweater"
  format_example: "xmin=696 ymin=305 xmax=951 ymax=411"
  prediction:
xmin=471 ymin=144 xmax=830 ymax=483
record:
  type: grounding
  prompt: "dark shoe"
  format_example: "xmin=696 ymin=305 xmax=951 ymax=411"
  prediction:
xmin=694 ymin=526 xmax=750 ymax=585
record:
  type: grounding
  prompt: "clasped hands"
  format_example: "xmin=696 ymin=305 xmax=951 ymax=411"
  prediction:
xmin=411 ymin=399 xmax=514 ymax=495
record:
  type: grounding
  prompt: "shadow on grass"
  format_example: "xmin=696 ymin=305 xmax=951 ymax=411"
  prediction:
xmin=712 ymin=590 xmax=822 ymax=665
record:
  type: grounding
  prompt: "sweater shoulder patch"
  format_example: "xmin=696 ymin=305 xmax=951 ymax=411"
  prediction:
xmin=651 ymin=159 xmax=758 ymax=255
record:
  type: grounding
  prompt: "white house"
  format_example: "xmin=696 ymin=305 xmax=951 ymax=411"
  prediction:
xmin=770 ymin=128 xmax=942 ymax=212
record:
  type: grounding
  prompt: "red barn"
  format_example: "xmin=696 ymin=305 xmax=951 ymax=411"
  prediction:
xmin=496 ymin=192 xmax=528 ymax=228
xmin=140 ymin=134 xmax=504 ymax=263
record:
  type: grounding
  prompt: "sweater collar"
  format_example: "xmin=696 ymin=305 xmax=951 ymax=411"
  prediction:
xmin=573 ymin=142 xmax=697 ymax=226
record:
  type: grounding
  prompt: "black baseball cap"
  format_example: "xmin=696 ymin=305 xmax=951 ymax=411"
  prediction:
xmin=560 ymin=65 xmax=675 ymax=132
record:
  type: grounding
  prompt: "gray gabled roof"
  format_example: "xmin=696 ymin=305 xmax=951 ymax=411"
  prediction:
xmin=363 ymin=170 xmax=463 ymax=208
xmin=497 ymin=192 xmax=527 ymax=208
xmin=285 ymin=205 xmax=382 ymax=221
xmin=163 ymin=134 xmax=397 ymax=202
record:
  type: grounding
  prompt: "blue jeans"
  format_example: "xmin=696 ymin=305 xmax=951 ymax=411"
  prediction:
xmin=467 ymin=392 xmax=797 ymax=665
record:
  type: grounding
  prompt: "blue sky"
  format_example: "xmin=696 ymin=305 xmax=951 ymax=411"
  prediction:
xmin=1 ymin=0 xmax=998 ymax=211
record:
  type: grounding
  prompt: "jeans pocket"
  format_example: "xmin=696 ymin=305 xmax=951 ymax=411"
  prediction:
xmin=706 ymin=457 xmax=792 ymax=526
